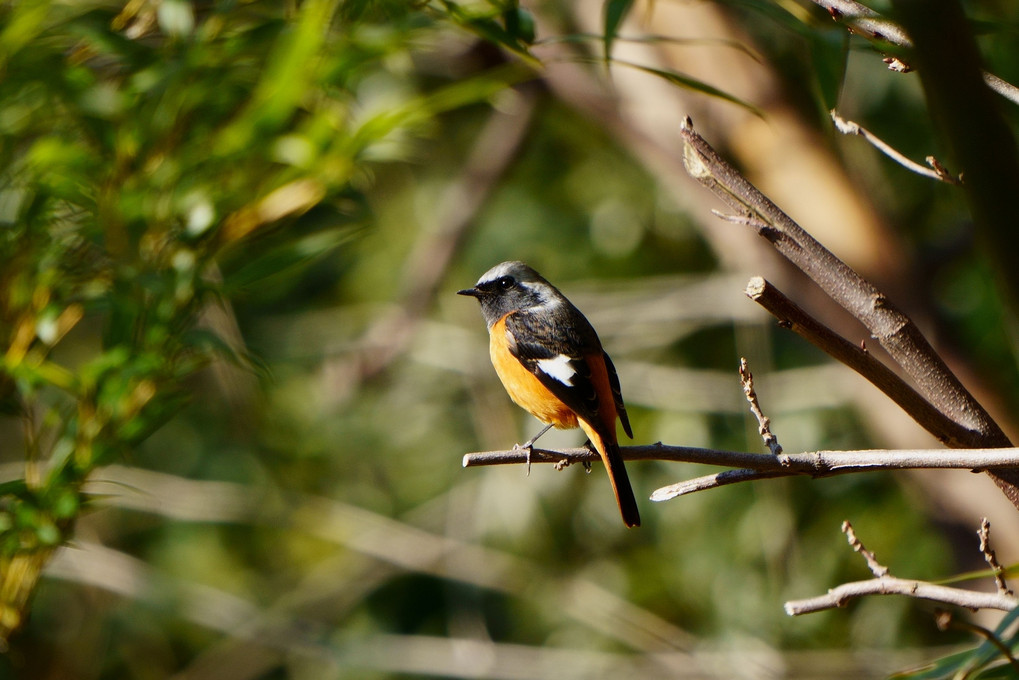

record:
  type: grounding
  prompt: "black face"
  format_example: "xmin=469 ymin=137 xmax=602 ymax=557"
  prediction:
xmin=458 ymin=266 xmax=552 ymax=327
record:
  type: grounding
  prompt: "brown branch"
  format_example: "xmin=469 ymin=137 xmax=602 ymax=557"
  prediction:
xmin=808 ymin=0 xmax=1019 ymax=106
xmin=464 ymin=445 xmax=1019 ymax=471
xmin=464 ymin=444 xmax=1019 ymax=504
xmin=830 ymin=110 xmax=961 ymax=185
xmin=746 ymin=276 xmax=975 ymax=446
xmin=809 ymin=0 xmax=912 ymax=48
xmin=680 ymin=117 xmax=1019 ymax=509
xmin=842 ymin=520 xmax=888 ymax=577
xmin=738 ymin=357 xmax=783 ymax=457
xmin=978 ymin=518 xmax=1012 ymax=596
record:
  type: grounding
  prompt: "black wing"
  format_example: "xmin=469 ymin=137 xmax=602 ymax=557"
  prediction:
xmin=603 ymin=351 xmax=632 ymax=439
xmin=504 ymin=311 xmax=605 ymax=426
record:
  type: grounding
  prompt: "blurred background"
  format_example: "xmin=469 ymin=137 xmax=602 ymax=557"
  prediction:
xmin=3 ymin=0 xmax=1019 ymax=678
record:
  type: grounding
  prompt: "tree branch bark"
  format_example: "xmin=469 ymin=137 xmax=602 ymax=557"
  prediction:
xmin=463 ymin=444 xmax=1019 ymax=472
xmin=746 ymin=276 xmax=974 ymax=446
xmin=680 ymin=118 xmax=1019 ymax=508
xmin=808 ymin=0 xmax=1019 ymax=106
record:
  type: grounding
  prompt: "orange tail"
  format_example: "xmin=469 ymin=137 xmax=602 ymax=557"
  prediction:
xmin=582 ymin=424 xmax=640 ymax=528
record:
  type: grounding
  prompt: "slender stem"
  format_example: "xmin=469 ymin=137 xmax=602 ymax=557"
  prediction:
xmin=830 ymin=110 xmax=960 ymax=184
xmin=784 ymin=577 xmax=1018 ymax=615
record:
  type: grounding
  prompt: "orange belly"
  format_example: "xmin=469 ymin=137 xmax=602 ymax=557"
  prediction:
xmin=490 ymin=316 xmax=578 ymax=429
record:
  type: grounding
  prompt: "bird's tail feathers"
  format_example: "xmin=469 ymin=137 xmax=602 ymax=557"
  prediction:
xmin=583 ymin=423 xmax=640 ymax=528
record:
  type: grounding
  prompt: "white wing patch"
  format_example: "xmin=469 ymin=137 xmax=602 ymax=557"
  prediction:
xmin=537 ymin=354 xmax=576 ymax=385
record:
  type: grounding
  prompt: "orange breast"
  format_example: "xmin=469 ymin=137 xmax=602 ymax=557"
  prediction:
xmin=489 ymin=315 xmax=578 ymax=429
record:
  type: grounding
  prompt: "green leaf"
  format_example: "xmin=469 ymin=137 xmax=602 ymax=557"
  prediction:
xmin=603 ymin=0 xmax=634 ymax=62
xmin=809 ymin=29 xmax=849 ymax=114
xmin=610 ymin=59 xmax=764 ymax=117
xmin=502 ymin=6 xmax=535 ymax=45
xmin=893 ymin=609 xmax=1019 ymax=679
xmin=0 ymin=479 xmax=29 ymax=499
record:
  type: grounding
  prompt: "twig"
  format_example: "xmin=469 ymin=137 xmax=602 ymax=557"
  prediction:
xmin=787 ymin=521 xmax=1019 ymax=616
xmin=738 ymin=357 xmax=784 ymax=457
xmin=746 ymin=276 xmax=975 ymax=446
xmin=978 ymin=518 xmax=1012 ymax=596
xmin=680 ymin=117 xmax=1019 ymax=509
xmin=808 ymin=0 xmax=1019 ymax=106
xmin=784 ymin=576 xmax=1018 ymax=616
xmin=830 ymin=110 xmax=961 ymax=185
xmin=842 ymin=520 xmax=888 ymax=577
xmin=650 ymin=469 xmax=787 ymax=501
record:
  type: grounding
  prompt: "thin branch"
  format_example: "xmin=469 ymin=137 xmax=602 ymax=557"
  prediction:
xmin=842 ymin=520 xmax=888 ymax=578
xmin=808 ymin=0 xmax=1019 ymax=106
xmin=739 ymin=357 xmax=784 ymax=457
xmin=650 ymin=468 xmax=788 ymax=501
xmin=810 ymin=0 xmax=913 ymax=48
xmin=464 ymin=442 xmax=1019 ymax=501
xmin=746 ymin=276 xmax=974 ymax=446
xmin=786 ymin=520 xmax=1019 ymax=616
xmin=830 ymin=110 xmax=961 ymax=185
xmin=465 ymin=444 xmax=1019 ymax=472
xmin=978 ymin=518 xmax=1012 ymax=596
xmin=784 ymin=577 xmax=1018 ymax=616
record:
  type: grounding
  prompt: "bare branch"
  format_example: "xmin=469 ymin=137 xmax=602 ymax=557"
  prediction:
xmin=842 ymin=520 xmax=888 ymax=578
xmin=808 ymin=0 xmax=1019 ymax=106
xmin=464 ymin=444 xmax=1019 ymax=472
xmin=738 ymin=357 xmax=783 ymax=457
xmin=784 ymin=577 xmax=1018 ymax=616
xmin=983 ymin=71 xmax=1019 ymax=107
xmin=830 ymin=110 xmax=961 ymax=184
xmin=680 ymin=117 xmax=1019 ymax=508
xmin=650 ymin=469 xmax=787 ymax=502
xmin=809 ymin=0 xmax=912 ymax=48
xmin=786 ymin=520 xmax=1019 ymax=616
xmin=745 ymin=276 xmax=974 ymax=446
xmin=465 ymin=442 xmax=1019 ymax=501
xmin=979 ymin=518 xmax=1012 ymax=596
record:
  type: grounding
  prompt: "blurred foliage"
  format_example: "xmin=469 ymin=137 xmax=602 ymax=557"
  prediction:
xmin=1 ymin=0 xmax=1018 ymax=678
xmin=0 ymin=0 xmax=524 ymax=654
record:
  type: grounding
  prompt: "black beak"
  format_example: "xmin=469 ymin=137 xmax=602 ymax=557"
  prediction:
xmin=457 ymin=287 xmax=480 ymax=297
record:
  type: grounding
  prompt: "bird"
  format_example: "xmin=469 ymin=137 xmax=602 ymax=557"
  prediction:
xmin=458 ymin=261 xmax=640 ymax=527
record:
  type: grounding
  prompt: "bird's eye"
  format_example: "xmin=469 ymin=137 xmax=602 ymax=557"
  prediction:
xmin=498 ymin=276 xmax=514 ymax=290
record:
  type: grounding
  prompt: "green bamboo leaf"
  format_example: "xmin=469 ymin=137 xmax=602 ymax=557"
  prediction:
xmin=603 ymin=0 xmax=634 ymax=62
xmin=611 ymin=59 xmax=764 ymax=117
xmin=893 ymin=609 xmax=1019 ymax=679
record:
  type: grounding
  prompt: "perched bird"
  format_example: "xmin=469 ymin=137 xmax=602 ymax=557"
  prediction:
xmin=458 ymin=261 xmax=640 ymax=527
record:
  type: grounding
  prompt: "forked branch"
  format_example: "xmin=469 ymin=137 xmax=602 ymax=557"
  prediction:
xmin=679 ymin=117 xmax=1019 ymax=508
xmin=785 ymin=520 xmax=1019 ymax=615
